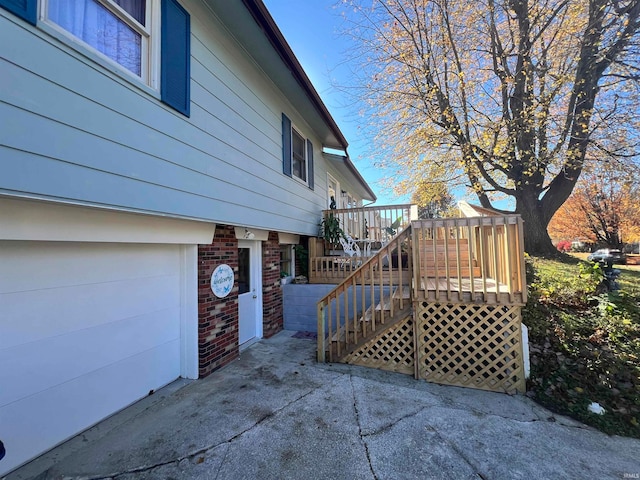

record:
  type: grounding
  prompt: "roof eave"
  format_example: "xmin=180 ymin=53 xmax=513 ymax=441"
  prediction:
xmin=240 ymin=0 xmax=349 ymax=151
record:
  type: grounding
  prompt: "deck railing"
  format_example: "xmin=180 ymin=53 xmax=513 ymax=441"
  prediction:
xmin=310 ymin=204 xmax=418 ymax=283
xmin=411 ymin=215 xmax=526 ymax=304
xmin=310 ymin=206 xmax=525 ymax=304
xmin=317 ymin=228 xmax=412 ymax=363
xmin=322 ymin=203 xmax=418 ymax=246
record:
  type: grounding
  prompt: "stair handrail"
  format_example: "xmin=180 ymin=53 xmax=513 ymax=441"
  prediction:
xmin=317 ymin=228 xmax=412 ymax=362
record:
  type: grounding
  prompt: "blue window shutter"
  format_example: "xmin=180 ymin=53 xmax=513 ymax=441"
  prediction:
xmin=0 ymin=0 xmax=37 ymax=25
xmin=306 ymin=139 xmax=314 ymax=190
xmin=282 ymin=113 xmax=292 ymax=177
xmin=161 ymin=0 xmax=190 ymax=116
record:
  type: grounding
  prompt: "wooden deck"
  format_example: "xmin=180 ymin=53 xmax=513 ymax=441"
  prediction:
xmin=418 ymin=277 xmax=524 ymax=304
xmin=316 ymin=213 xmax=528 ymax=394
xmin=311 ymin=214 xmax=526 ymax=304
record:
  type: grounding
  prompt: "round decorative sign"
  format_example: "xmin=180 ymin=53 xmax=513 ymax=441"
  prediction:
xmin=211 ymin=264 xmax=234 ymax=298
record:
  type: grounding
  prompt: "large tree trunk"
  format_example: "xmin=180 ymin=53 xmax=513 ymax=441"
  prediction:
xmin=516 ymin=195 xmax=556 ymax=256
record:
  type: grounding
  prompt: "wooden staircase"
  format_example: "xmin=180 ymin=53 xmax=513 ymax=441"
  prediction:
xmin=317 ymin=228 xmax=413 ymax=364
xmin=330 ymin=286 xmax=412 ymax=360
xmin=317 ymin=216 xmax=528 ymax=394
xmin=418 ymin=239 xmax=481 ymax=278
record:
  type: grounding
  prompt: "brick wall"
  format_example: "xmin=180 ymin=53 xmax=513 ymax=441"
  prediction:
xmin=198 ymin=225 xmax=239 ymax=377
xmin=262 ymin=231 xmax=283 ymax=338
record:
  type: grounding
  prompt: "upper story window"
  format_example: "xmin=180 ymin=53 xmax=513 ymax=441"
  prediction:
xmin=281 ymin=113 xmax=314 ymax=190
xmin=342 ymin=191 xmax=357 ymax=209
xmin=0 ymin=0 xmax=190 ymax=116
xmin=327 ymin=174 xmax=338 ymax=209
xmin=291 ymin=127 xmax=307 ymax=182
xmin=47 ymin=0 xmax=151 ymax=79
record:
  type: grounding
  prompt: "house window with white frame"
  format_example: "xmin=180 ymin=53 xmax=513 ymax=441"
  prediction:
xmin=291 ymin=127 xmax=307 ymax=182
xmin=46 ymin=0 xmax=153 ymax=81
xmin=341 ymin=191 xmax=356 ymax=209
xmin=280 ymin=245 xmax=294 ymax=279
xmin=328 ymin=174 xmax=338 ymax=209
xmin=281 ymin=113 xmax=314 ymax=189
xmin=0 ymin=0 xmax=193 ymax=116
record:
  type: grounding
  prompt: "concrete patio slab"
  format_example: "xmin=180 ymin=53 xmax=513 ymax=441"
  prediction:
xmin=6 ymin=331 xmax=640 ymax=480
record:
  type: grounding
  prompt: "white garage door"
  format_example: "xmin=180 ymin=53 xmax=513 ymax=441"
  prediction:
xmin=0 ymin=241 xmax=184 ymax=474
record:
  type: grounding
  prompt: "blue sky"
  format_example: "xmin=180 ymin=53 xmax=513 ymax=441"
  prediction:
xmin=262 ymin=0 xmax=407 ymax=206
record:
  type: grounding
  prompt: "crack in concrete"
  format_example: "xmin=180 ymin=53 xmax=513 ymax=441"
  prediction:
xmin=420 ymin=388 xmax=593 ymax=432
xmin=422 ymin=422 xmax=486 ymax=479
xmin=212 ymin=443 xmax=231 ymax=480
xmin=323 ymin=366 xmax=591 ymax=432
xmin=320 ymin=365 xmax=569 ymax=427
xmin=349 ymin=375 xmax=379 ymax=480
xmin=527 ymin=404 xmax=593 ymax=431
xmin=474 ymin=408 xmax=593 ymax=431
xmin=82 ymin=381 xmax=331 ymax=480
xmin=360 ymin=407 xmax=428 ymax=438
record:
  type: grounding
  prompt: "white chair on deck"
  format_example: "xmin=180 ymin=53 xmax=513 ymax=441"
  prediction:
xmin=339 ymin=234 xmax=362 ymax=257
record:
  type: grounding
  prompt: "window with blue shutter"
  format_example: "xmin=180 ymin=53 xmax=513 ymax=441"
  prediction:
xmin=282 ymin=113 xmax=314 ymax=188
xmin=306 ymin=139 xmax=314 ymax=190
xmin=282 ymin=113 xmax=292 ymax=177
xmin=161 ymin=0 xmax=190 ymax=116
xmin=4 ymin=0 xmax=191 ymax=117
xmin=0 ymin=0 xmax=37 ymax=25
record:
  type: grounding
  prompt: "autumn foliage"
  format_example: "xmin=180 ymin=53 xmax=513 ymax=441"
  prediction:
xmin=549 ymin=166 xmax=640 ymax=247
xmin=341 ymin=0 xmax=640 ymax=254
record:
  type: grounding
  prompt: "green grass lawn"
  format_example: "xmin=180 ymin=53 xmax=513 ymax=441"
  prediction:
xmin=524 ymin=254 xmax=640 ymax=438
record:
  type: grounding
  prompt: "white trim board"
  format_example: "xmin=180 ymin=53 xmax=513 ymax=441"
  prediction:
xmin=0 ymin=197 xmax=216 ymax=244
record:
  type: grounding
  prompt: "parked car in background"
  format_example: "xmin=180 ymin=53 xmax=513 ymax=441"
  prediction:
xmin=587 ymin=249 xmax=627 ymax=265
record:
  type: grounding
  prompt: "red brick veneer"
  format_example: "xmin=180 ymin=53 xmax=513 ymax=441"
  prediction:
xmin=198 ymin=225 xmax=239 ymax=377
xmin=262 ymin=231 xmax=283 ymax=338
xmin=198 ymin=226 xmax=284 ymax=377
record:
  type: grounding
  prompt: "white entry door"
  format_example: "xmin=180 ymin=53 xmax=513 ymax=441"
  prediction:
xmin=238 ymin=240 xmax=262 ymax=349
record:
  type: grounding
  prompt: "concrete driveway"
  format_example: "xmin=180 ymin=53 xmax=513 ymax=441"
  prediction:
xmin=7 ymin=331 xmax=640 ymax=480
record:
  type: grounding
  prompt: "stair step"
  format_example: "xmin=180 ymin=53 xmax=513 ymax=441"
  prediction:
xmin=361 ymin=308 xmax=375 ymax=323
xmin=420 ymin=239 xmax=470 ymax=247
xmin=329 ymin=304 xmax=414 ymax=360
xmin=327 ymin=329 xmax=344 ymax=343
xmin=393 ymin=286 xmax=411 ymax=300
xmin=422 ymin=256 xmax=473 ymax=265
xmin=375 ymin=298 xmax=393 ymax=312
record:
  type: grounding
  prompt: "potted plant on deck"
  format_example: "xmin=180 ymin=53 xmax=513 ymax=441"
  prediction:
xmin=318 ymin=196 xmax=344 ymax=255
xmin=319 ymin=214 xmax=344 ymax=255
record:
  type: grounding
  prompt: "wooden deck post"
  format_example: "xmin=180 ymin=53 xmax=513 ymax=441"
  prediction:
xmin=317 ymin=302 xmax=326 ymax=363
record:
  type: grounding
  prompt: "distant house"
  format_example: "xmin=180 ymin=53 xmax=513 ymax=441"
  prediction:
xmin=0 ymin=0 xmax=375 ymax=473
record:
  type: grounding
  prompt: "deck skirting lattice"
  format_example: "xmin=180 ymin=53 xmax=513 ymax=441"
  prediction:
xmin=415 ymin=302 xmax=525 ymax=393
xmin=343 ymin=316 xmax=414 ymax=375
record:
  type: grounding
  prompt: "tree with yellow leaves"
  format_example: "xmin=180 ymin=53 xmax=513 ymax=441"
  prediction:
xmin=410 ymin=179 xmax=457 ymax=218
xmin=341 ymin=0 xmax=640 ymax=254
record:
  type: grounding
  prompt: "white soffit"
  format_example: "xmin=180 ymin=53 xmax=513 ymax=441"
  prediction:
xmin=323 ymin=153 xmax=376 ymax=202
xmin=278 ymin=233 xmax=300 ymax=245
xmin=0 ymin=197 xmax=216 ymax=244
